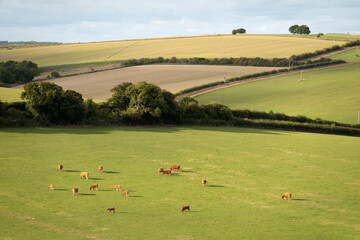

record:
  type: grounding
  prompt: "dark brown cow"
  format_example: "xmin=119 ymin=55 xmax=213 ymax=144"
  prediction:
xmin=170 ymin=165 xmax=180 ymax=171
xmin=107 ymin=208 xmax=115 ymax=213
xmin=73 ymin=187 xmax=79 ymax=195
xmin=158 ymin=167 xmax=164 ymax=174
xmin=162 ymin=170 xmax=172 ymax=176
xmin=182 ymin=205 xmax=190 ymax=212
xmin=282 ymin=192 xmax=292 ymax=200
xmin=58 ymin=164 xmax=63 ymax=171
xmin=90 ymin=184 xmax=98 ymax=190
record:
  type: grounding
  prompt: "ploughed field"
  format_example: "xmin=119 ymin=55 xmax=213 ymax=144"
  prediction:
xmin=12 ymin=65 xmax=284 ymax=100
xmin=196 ymin=63 xmax=360 ymax=124
xmin=0 ymin=34 xmax=345 ymax=67
xmin=0 ymin=127 xmax=359 ymax=240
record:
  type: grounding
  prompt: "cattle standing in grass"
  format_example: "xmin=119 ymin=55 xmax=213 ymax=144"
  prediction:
xmin=98 ymin=166 xmax=103 ymax=172
xmin=90 ymin=184 xmax=98 ymax=191
xmin=158 ymin=167 xmax=164 ymax=174
xmin=107 ymin=208 xmax=115 ymax=213
xmin=58 ymin=164 xmax=63 ymax=171
xmin=170 ymin=165 xmax=180 ymax=171
xmin=182 ymin=206 xmax=190 ymax=212
xmin=73 ymin=187 xmax=78 ymax=195
xmin=282 ymin=193 xmax=292 ymax=200
xmin=114 ymin=185 xmax=122 ymax=191
xmin=123 ymin=190 xmax=129 ymax=197
xmin=80 ymin=172 xmax=89 ymax=179
xmin=162 ymin=170 xmax=172 ymax=176
xmin=48 ymin=184 xmax=54 ymax=190
xmin=202 ymin=179 xmax=207 ymax=187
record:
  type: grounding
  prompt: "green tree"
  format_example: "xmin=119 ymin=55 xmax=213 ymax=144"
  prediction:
xmin=289 ymin=25 xmax=299 ymax=34
xmin=298 ymin=25 xmax=311 ymax=35
xmin=0 ymin=60 xmax=40 ymax=84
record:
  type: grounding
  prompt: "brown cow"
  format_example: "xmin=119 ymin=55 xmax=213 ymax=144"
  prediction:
xmin=162 ymin=170 xmax=172 ymax=176
xmin=158 ymin=167 xmax=164 ymax=174
xmin=123 ymin=190 xmax=129 ymax=197
xmin=282 ymin=192 xmax=292 ymax=200
xmin=73 ymin=187 xmax=79 ymax=195
xmin=48 ymin=184 xmax=54 ymax=190
xmin=114 ymin=185 xmax=122 ymax=191
xmin=58 ymin=164 xmax=63 ymax=171
xmin=80 ymin=172 xmax=89 ymax=179
xmin=170 ymin=165 xmax=180 ymax=171
xmin=98 ymin=166 xmax=103 ymax=172
xmin=90 ymin=184 xmax=98 ymax=191
xmin=107 ymin=208 xmax=115 ymax=213
xmin=181 ymin=205 xmax=190 ymax=212
xmin=202 ymin=179 xmax=207 ymax=187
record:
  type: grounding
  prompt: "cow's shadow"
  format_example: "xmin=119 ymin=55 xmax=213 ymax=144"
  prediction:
xmin=130 ymin=195 xmax=143 ymax=198
xmin=63 ymin=170 xmax=81 ymax=173
xmin=207 ymin=184 xmax=224 ymax=188
xmin=79 ymin=193 xmax=96 ymax=196
xmin=291 ymin=198 xmax=308 ymax=201
xmin=181 ymin=170 xmax=193 ymax=173
xmin=103 ymin=171 xmax=119 ymax=174
xmin=89 ymin=178 xmax=104 ymax=180
xmin=54 ymin=189 xmax=68 ymax=191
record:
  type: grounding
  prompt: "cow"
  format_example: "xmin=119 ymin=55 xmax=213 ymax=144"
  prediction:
xmin=158 ymin=167 xmax=164 ymax=174
xmin=98 ymin=166 xmax=103 ymax=172
xmin=162 ymin=170 xmax=172 ymax=176
xmin=58 ymin=164 xmax=63 ymax=171
xmin=80 ymin=172 xmax=89 ymax=180
xmin=182 ymin=205 xmax=190 ymax=212
xmin=114 ymin=185 xmax=122 ymax=191
xmin=90 ymin=184 xmax=98 ymax=191
xmin=73 ymin=187 xmax=79 ymax=195
xmin=107 ymin=208 xmax=115 ymax=213
xmin=48 ymin=184 xmax=54 ymax=190
xmin=202 ymin=179 xmax=207 ymax=187
xmin=123 ymin=190 xmax=129 ymax=197
xmin=282 ymin=192 xmax=292 ymax=200
xmin=170 ymin=165 xmax=180 ymax=171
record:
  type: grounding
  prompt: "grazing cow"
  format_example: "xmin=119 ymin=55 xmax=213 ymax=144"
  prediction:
xmin=181 ymin=205 xmax=190 ymax=212
xmin=73 ymin=187 xmax=79 ymax=195
xmin=170 ymin=165 xmax=180 ymax=171
xmin=123 ymin=190 xmax=129 ymax=197
xmin=282 ymin=192 xmax=292 ymax=200
xmin=58 ymin=164 xmax=63 ymax=171
xmin=202 ymin=179 xmax=207 ymax=187
xmin=48 ymin=184 xmax=54 ymax=190
xmin=80 ymin=172 xmax=89 ymax=180
xmin=107 ymin=208 xmax=115 ymax=213
xmin=90 ymin=184 xmax=98 ymax=191
xmin=158 ymin=167 xmax=164 ymax=174
xmin=162 ymin=170 xmax=172 ymax=176
xmin=98 ymin=166 xmax=103 ymax=172
xmin=114 ymin=185 xmax=122 ymax=191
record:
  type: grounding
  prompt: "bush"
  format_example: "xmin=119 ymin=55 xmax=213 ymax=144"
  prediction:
xmin=50 ymin=71 xmax=60 ymax=78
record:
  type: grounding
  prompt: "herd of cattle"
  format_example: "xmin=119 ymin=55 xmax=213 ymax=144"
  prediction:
xmin=49 ymin=164 xmax=292 ymax=213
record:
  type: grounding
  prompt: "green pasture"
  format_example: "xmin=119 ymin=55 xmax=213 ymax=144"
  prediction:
xmin=0 ymin=87 xmax=23 ymax=102
xmin=196 ymin=63 xmax=360 ymax=124
xmin=330 ymin=48 xmax=360 ymax=62
xmin=0 ymin=126 xmax=359 ymax=240
xmin=0 ymin=35 xmax=345 ymax=67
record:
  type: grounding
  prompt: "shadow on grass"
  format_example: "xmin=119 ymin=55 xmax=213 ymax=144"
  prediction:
xmin=103 ymin=171 xmax=120 ymax=174
xmin=291 ymin=199 xmax=308 ymax=201
xmin=207 ymin=184 xmax=224 ymax=188
xmin=79 ymin=193 xmax=96 ymax=196
xmin=89 ymin=178 xmax=104 ymax=180
xmin=54 ymin=189 xmax=68 ymax=191
xmin=130 ymin=195 xmax=143 ymax=198
xmin=63 ymin=170 xmax=81 ymax=173
xmin=181 ymin=170 xmax=193 ymax=173
xmin=171 ymin=173 xmax=183 ymax=177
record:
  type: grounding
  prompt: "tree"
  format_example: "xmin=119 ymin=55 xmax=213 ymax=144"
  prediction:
xmin=289 ymin=25 xmax=299 ymax=34
xmin=288 ymin=25 xmax=311 ymax=35
xmin=232 ymin=28 xmax=246 ymax=34
xmin=0 ymin=60 xmax=40 ymax=84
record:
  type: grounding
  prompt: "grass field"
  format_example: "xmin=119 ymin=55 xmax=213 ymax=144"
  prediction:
xmin=330 ymin=48 xmax=360 ymax=62
xmin=0 ymin=87 xmax=23 ymax=102
xmin=195 ymin=63 xmax=360 ymax=124
xmin=0 ymin=35 xmax=345 ymax=67
xmin=12 ymin=65 xmax=284 ymax=101
xmin=0 ymin=126 xmax=359 ymax=240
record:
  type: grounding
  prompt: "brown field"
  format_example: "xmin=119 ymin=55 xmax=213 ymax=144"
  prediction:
xmin=13 ymin=65 xmax=283 ymax=101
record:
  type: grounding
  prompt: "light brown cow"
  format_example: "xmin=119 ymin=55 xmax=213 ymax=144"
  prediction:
xmin=202 ymin=179 xmax=207 ymax=187
xmin=158 ymin=167 xmax=164 ymax=174
xmin=123 ymin=190 xmax=129 ymax=197
xmin=90 ymin=184 xmax=98 ymax=191
xmin=98 ymin=166 xmax=103 ymax=172
xmin=73 ymin=187 xmax=79 ymax=195
xmin=48 ymin=184 xmax=54 ymax=190
xmin=182 ymin=205 xmax=190 ymax=212
xmin=107 ymin=208 xmax=115 ymax=213
xmin=80 ymin=172 xmax=89 ymax=179
xmin=282 ymin=192 xmax=292 ymax=200
xmin=162 ymin=170 xmax=172 ymax=176
xmin=58 ymin=164 xmax=63 ymax=171
xmin=170 ymin=165 xmax=180 ymax=171
xmin=114 ymin=185 xmax=122 ymax=191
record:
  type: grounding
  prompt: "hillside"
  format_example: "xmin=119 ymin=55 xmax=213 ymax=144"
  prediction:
xmin=0 ymin=34 xmax=346 ymax=67
xmin=0 ymin=87 xmax=23 ymax=102
xmin=195 ymin=63 xmax=360 ymax=124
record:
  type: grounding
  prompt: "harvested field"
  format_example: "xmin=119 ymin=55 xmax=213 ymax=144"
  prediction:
xmin=13 ymin=65 xmax=284 ymax=101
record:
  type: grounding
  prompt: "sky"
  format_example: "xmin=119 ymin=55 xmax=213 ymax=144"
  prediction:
xmin=0 ymin=0 xmax=359 ymax=43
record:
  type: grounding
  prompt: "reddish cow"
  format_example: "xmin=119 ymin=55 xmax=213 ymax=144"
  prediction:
xmin=98 ymin=166 xmax=103 ymax=172
xmin=162 ymin=170 xmax=172 ymax=176
xmin=73 ymin=187 xmax=79 ymax=195
xmin=202 ymin=179 xmax=207 ymax=187
xmin=170 ymin=165 xmax=180 ymax=171
xmin=181 ymin=206 xmax=190 ymax=212
xmin=123 ymin=190 xmax=129 ymax=197
xmin=48 ymin=184 xmax=54 ymax=190
xmin=80 ymin=172 xmax=89 ymax=180
xmin=282 ymin=193 xmax=292 ymax=200
xmin=114 ymin=185 xmax=122 ymax=191
xmin=107 ymin=208 xmax=115 ymax=213
xmin=90 ymin=184 xmax=98 ymax=191
xmin=58 ymin=164 xmax=63 ymax=171
xmin=158 ymin=167 xmax=164 ymax=174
